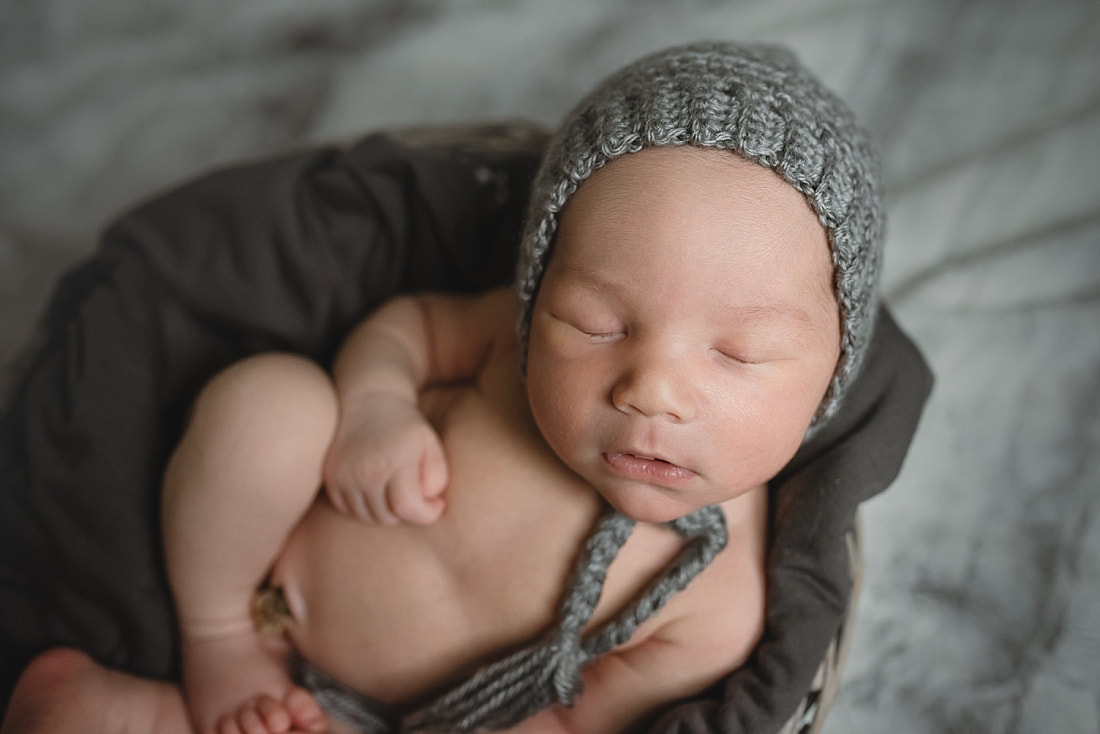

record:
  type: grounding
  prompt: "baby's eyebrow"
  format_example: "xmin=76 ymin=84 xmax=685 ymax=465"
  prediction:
xmin=725 ymin=303 xmax=814 ymax=327
xmin=723 ymin=304 xmax=827 ymax=346
xmin=727 ymin=304 xmax=839 ymax=353
xmin=547 ymin=267 xmax=631 ymax=305
xmin=553 ymin=264 xmax=619 ymax=289
xmin=555 ymin=269 xmax=818 ymax=330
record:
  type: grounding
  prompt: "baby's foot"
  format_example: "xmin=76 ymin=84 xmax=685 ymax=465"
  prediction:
xmin=2 ymin=648 xmax=191 ymax=734
xmin=180 ymin=627 xmax=324 ymax=734
xmin=209 ymin=687 xmax=325 ymax=734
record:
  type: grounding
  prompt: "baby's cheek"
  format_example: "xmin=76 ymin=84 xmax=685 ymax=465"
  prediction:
xmin=724 ymin=383 xmax=807 ymax=469
xmin=526 ymin=368 xmax=564 ymax=440
xmin=531 ymin=387 xmax=583 ymax=451
xmin=760 ymin=400 xmax=816 ymax=467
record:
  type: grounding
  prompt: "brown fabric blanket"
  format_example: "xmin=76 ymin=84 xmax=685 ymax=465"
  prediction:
xmin=0 ymin=127 xmax=931 ymax=732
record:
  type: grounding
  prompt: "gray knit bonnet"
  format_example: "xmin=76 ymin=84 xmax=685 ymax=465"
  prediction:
xmin=516 ymin=41 xmax=884 ymax=425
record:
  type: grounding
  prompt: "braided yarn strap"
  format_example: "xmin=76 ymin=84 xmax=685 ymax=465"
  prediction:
xmin=301 ymin=505 xmax=728 ymax=733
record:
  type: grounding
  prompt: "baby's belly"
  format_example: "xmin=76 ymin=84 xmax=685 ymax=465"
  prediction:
xmin=270 ymin=386 xmax=609 ymax=705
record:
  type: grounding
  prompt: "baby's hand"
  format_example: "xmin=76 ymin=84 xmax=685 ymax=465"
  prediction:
xmin=323 ymin=393 xmax=448 ymax=524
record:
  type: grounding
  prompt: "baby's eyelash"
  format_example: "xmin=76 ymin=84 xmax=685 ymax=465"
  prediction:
xmin=582 ymin=329 xmax=622 ymax=342
xmin=713 ymin=348 xmax=756 ymax=365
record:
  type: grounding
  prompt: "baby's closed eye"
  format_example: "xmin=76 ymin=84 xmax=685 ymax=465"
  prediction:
xmin=711 ymin=346 xmax=759 ymax=365
xmin=550 ymin=304 xmax=625 ymax=342
xmin=711 ymin=335 xmax=799 ymax=365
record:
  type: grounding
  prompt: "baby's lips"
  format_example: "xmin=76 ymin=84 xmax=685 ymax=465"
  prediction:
xmin=603 ymin=451 xmax=696 ymax=487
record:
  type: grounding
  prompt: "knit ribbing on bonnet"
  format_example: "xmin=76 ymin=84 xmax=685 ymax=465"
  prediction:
xmin=516 ymin=41 xmax=884 ymax=426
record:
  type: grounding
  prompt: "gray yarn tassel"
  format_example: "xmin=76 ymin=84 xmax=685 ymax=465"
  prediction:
xmin=300 ymin=505 xmax=728 ymax=733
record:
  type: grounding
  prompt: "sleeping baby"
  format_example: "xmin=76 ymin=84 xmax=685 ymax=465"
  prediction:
xmin=3 ymin=41 xmax=885 ymax=734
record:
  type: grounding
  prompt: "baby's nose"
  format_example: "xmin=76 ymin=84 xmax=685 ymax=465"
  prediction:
xmin=610 ymin=355 xmax=696 ymax=423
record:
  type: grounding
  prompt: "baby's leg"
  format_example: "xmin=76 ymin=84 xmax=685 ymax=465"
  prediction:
xmin=1 ymin=649 xmax=326 ymax=734
xmin=162 ymin=353 xmax=335 ymax=733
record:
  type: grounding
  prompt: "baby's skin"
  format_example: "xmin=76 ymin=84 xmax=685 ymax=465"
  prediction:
xmin=163 ymin=147 xmax=842 ymax=734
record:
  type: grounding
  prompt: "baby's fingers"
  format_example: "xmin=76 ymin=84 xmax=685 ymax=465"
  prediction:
xmin=421 ymin=439 xmax=449 ymax=502
xmin=325 ymin=466 xmax=397 ymax=524
xmin=387 ymin=465 xmax=444 ymax=525
xmin=350 ymin=481 xmax=398 ymax=525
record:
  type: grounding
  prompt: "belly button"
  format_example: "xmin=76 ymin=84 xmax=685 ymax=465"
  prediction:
xmin=252 ymin=584 xmax=294 ymax=636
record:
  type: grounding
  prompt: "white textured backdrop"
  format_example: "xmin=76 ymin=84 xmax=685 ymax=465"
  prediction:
xmin=3 ymin=1 xmax=1099 ymax=731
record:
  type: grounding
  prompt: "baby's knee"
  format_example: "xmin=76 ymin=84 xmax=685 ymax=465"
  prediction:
xmin=171 ymin=353 xmax=338 ymax=481
xmin=195 ymin=353 xmax=338 ymax=437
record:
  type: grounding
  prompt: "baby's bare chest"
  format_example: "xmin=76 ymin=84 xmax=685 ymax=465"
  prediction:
xmin=271 ymin=378 xmax=691 ymax=704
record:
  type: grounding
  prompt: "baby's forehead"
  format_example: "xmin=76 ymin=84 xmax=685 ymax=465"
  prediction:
xmin=574 ymin=146 xmax=821 ymax=222
xmin=550 ymin=147 xmax=838 ymax=317
xmin=561 ymin=147 xmax=828 ymax=255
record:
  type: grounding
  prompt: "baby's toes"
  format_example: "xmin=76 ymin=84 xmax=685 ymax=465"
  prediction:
xmin=256 ymin=694 xmax=293 ymax=733
xmin=214 ymin=711 xmax=244 ymax=734
xmin=284 ymin=686 xmax=326 ymax=732
xmin=235 ymin=701 xmax=275 ymax=734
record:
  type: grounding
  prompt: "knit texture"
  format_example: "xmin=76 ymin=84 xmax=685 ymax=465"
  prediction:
xmin=516 ymin=41 xmax=884 ymax=425
xmin=298 ymin=505 xmax=728 ymax=733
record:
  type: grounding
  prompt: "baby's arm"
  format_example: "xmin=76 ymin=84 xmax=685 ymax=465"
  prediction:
xmin=323 ymin=286 xmax=515 ymax=524
xmin=507 ymin=523 xmax=765 ymax=734
xmin=511 ymin=612 xmax=758 ymax=734
xmin=161 ymin=288 xmax=511 ymax=732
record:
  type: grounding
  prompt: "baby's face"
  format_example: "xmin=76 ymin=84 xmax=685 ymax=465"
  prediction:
xmin=526 ymin=147 xmax=841 ymax=523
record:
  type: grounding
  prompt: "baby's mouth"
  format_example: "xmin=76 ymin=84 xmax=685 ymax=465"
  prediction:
xmin=603 ymin=452 xmax=696 ymax=487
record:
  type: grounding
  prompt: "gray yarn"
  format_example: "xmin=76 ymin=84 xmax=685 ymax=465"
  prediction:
xmin=299 ymin=664 xmax=399 ymax=734
xmin=515 ymin=41 xmax=884 ymax=427
xmin=298 ymin=505 xmax=728 ymax=733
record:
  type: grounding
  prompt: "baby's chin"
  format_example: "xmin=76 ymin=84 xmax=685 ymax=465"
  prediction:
xmin=598 ymin=484 xmax=707 ymax=525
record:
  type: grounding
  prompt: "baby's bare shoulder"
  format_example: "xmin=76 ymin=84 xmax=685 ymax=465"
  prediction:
xmin=629 ymin=492 xmax=768 ymax=668
xmin=554 ymin=500 xmax=768 ymax=731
